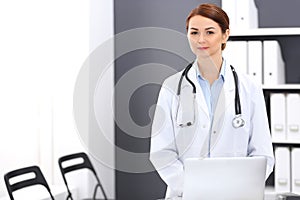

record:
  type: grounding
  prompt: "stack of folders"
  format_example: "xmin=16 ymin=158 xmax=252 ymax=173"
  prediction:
xmin=223 ymin=40 xmax=285 ymax=85
xmin=272 ymin=93 xmax=300 ymax=194
xmin=270 ymin=93 xmax=300 ymax=142
xmin=275 ymin=147 xmax=300 ymax=194
xmin=221 ymin=0 xmax=258 ymax=31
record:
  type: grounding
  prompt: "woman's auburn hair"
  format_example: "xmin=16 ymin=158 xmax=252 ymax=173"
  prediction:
xmin=186 ymin=3 xmax=230 ymax=50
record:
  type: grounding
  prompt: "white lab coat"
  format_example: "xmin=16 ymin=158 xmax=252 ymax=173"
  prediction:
xmin=149 ymin=60 xmax=274 ymax=198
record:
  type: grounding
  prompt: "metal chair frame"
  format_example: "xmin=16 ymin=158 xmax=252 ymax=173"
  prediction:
xmin=58 ymin=152 xmax=108 ymax=200
xmin=4 ymin=165 xmax=55 ymax=200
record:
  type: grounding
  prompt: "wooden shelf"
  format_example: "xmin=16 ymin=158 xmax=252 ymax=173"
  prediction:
xmin=230 ymin=27 xmax=300 ymax=37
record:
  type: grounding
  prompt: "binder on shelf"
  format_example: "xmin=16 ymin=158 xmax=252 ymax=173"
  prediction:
xmin=223 ymin=41 xmax=248 ymax=74
xmin=236 ymin=0 xmax=258 ymax=29
xmin=286 ymin=93 xmax=300 ymax=140
xmin=291 ymin=148 xmax=300 ymax=194
xmin=270 ymin=93 xmax=286 ymax=141
xmin=263 ymin=40 xmax=286 ymax=85
xmin=221 ymin=0 xmax=258 ymax=31
xmin=247 ymin=41 xmax=263 ymax=85
xmin=221 ymin=0 xmax=237 ymax=30
xmin=275 ymin=147 xmax=291 ymax=193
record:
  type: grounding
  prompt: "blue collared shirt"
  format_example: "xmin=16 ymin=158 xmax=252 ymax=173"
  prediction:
xmin=195 ymin=59 xmax=226 ymax=122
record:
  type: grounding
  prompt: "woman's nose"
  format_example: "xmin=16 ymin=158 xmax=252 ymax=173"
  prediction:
xmin=197 ymin=34 xmax=205 ymax=43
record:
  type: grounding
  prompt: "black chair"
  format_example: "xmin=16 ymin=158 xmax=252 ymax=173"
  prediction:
xmin=58 ymin=152 xmax=108 ymax=200
xmin=4 ymin=165 xmax=55 ymax=200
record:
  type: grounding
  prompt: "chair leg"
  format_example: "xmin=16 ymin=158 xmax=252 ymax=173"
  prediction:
xmin=66 ymin=193 xmax=73 ymax=200
xmin=93 ymin=183 xmax=108 ymax=200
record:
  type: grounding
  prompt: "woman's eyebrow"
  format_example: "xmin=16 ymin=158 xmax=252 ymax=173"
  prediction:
xmin=205 ymin=27 xmax=216 ymax=30
xmin=189 ymin=26 xmax=216 ymax=31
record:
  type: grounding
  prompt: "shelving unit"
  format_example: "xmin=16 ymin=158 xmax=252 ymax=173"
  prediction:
xmin=229 ymin=28 xmax=300 ymax=84
xmin=229 ymin=28 xmax=300 ymax=192
xmin=264 ymin=85 xmax=300 ymax=146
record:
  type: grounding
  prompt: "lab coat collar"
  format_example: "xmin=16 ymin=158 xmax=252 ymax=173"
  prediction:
xmin=222 ymin=59 xmax=235 ymax=91
xmin=187 ymin=59 xmax=236 ymax=157
xmin=186 ymin=61 xmax=210 ymax=118
xmin=213 ymin=60 xmax=235 ymax=131
xmin=184 ymin=59 xmax=235 ymax=119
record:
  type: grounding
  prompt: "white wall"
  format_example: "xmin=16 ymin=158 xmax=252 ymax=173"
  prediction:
xmin=0 ymin=0 xmax=114 ymax=198
xmin=89 ymin=0 xmax=115 ymax=198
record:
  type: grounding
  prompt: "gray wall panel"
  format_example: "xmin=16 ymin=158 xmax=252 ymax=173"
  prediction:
xmin=255 ymin=0 xmax=300 ymax=27
xmin=114 ymin=1 xmax=220 ymax=199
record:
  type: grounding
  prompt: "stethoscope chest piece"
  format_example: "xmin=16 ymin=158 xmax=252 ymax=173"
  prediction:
xmin=232 ymin=115 xmax=245 ymax=128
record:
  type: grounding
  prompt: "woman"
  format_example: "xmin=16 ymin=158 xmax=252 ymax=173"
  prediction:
xmin=149 ymin=3 xmax=274 ymax=198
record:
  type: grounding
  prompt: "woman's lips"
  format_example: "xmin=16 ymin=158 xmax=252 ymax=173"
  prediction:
xmin=198 ymin=47 xmax=208 ymax=50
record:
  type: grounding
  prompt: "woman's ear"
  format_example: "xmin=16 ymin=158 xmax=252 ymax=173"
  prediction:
xmin=222 ymin=29 xmax=230 ymax=43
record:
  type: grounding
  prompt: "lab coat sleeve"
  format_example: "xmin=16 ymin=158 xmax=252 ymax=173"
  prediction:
xmin=248 ymin=85 xmax=275 ymax=179
xmin=149 ymin=81 xmax=184 ymax=197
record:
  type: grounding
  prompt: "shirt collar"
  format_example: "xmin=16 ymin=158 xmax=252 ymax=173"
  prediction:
xmin=195 ymin=58 xmax=226 ymax=82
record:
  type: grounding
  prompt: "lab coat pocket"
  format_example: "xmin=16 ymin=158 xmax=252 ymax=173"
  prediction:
xmin=175 ymin=125 xmax=199 ymax=158
xmin=211 ymin=113 xmax=249 ymax=157
xmin=233 ymin=122 xmax=250 ymax=156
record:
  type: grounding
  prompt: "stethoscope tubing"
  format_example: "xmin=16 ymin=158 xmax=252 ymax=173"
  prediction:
xmin=176 ymin=62 xmax=243 ymax=128
xmin=230 ymin=65 xmax=241 ymax=116
xmin=177 ymin=62 xmax=195 ymax=95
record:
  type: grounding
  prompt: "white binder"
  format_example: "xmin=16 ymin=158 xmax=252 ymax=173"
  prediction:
xmin=223 ymin=41 xmax=248 ymax=74
xmin=221 ymin=0 xmax=237 ymax=30
xmin=291 ymin=148 xmax=300 ymax=194
xmin=263 ymin=40 xmax=286 ymax=85
xmin=286 ymin=93 xmax=300 ymax=140
xmin=275 ymin=147 xmax=291 ymax=193
xmin=270 ymin=93 xmax=286 ymax=142
xmin=247 ymin=41 xmax=263 ymax=85
xmin=221 ymin=0 xmax=258 ymax=31
xmin=236 ymin=0 xmax=258 ymax=29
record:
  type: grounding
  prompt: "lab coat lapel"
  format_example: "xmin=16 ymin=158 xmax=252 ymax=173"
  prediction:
xmin=212 ymin=65 xmax=235 ymax=129
xmin=185 ymin=66 xmax=210 ymax=118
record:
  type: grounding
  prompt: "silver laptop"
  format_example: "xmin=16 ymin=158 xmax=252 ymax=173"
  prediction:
xmin=182 ymin=156 xmax=267 ymax=200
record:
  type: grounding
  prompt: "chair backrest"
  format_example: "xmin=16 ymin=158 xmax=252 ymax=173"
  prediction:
xmin=58 ymin=152 xmax=108 ymax=200
xmin=4 ymin=165 xmax=55 ymax=200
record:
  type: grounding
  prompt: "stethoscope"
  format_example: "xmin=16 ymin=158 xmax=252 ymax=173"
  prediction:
xmin=176 ymin=62 xmax=245 ymax=128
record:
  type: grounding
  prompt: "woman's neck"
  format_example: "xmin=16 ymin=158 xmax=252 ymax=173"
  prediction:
xmin=197 ymin=56 xmax=223 ymax=85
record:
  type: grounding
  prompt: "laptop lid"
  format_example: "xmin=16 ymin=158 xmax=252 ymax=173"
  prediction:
xmin=182 ymin=156 xmax=267 ymax=200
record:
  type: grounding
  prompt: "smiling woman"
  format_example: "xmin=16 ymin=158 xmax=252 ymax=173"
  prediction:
xmin=150 ymin=3 xmax=274 ymax=199
xmin=185 ymin=4 xmax=230 ymax=84
xmin=186 ymin=14 xmax=229 ymax=84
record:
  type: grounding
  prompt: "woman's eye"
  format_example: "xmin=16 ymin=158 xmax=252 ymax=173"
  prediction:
xmin=190 ymin=31 xmax=198 ymax=35
xmin=207 ymin=31 xmax=214 ymax=35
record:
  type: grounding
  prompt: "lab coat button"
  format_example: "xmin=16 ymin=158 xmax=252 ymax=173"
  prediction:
xmin=213 ymin=130 xmax=217 ymax=134
xmin=202 ymin=125 xmax=206 ymax=129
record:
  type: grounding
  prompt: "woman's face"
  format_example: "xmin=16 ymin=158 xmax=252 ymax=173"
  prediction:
xmin=187 ymin=15 xmax=229 ymax=59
